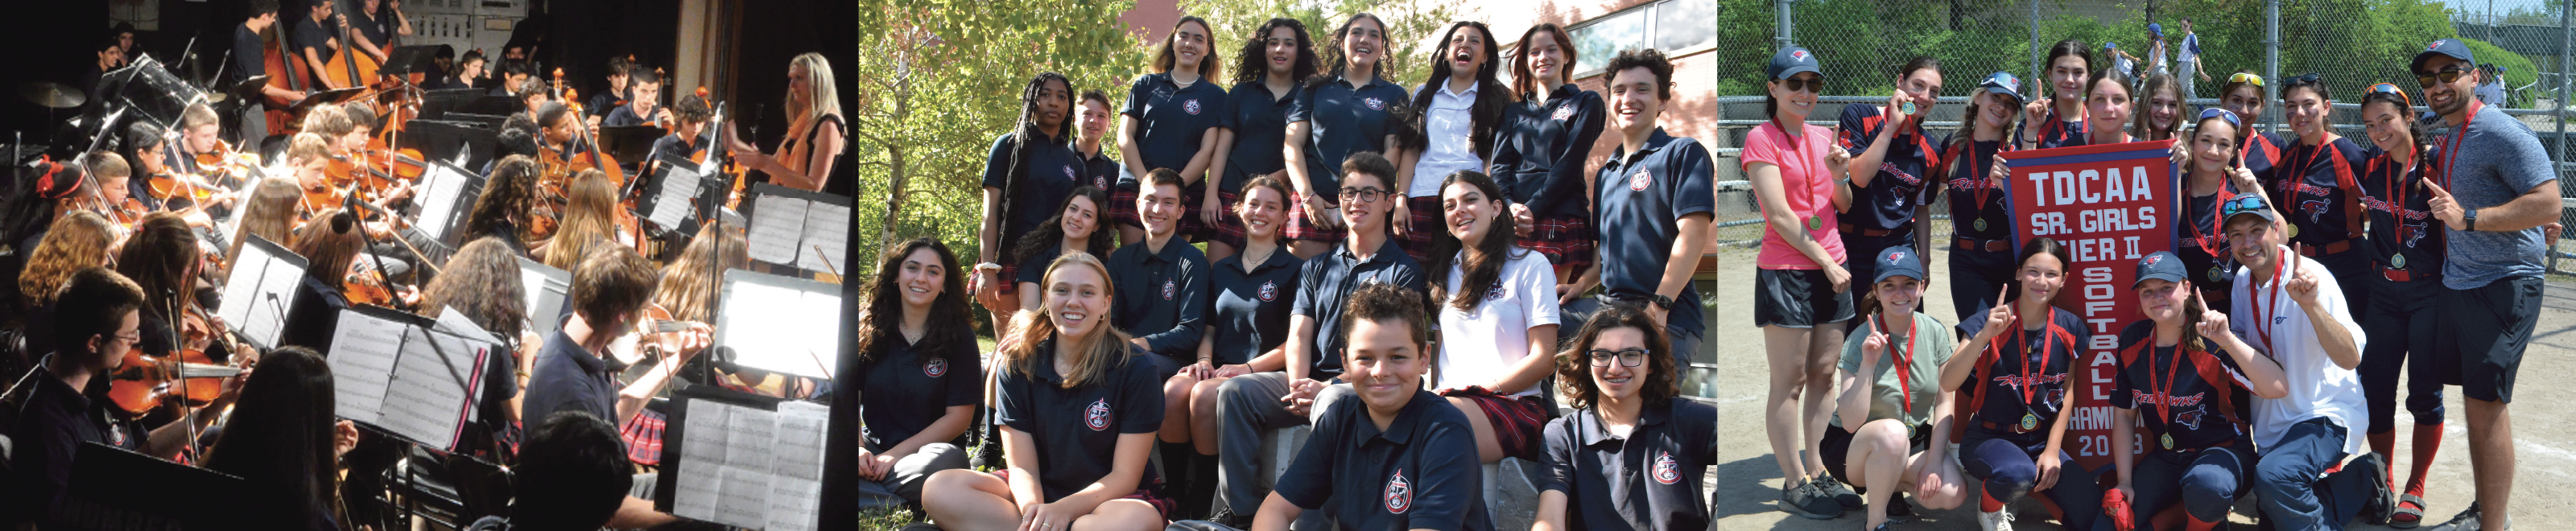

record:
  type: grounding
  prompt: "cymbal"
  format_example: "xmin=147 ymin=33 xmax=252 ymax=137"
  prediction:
xmin=19 ymin=82 xmax=85 ymax=109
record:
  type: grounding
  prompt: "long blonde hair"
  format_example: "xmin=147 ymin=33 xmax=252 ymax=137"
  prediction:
xmin=651 ymin=220 xmax=747 ymax=323
xmin=1001 ymin=253 xmax=1134 ymax=389
xmin=543 ymin=169 xmax=619 ymax=272
xmin=786 ymin=52 xmax=840 ymax=142
xmin=19 ymin=211 xmax=118 ymax=307
xmin=229 ymin=177 xmax=303 ymax=267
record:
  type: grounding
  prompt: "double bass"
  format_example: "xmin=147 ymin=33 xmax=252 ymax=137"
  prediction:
xmin=318 ymin=7 xmax=383 ymax=91
xmin=262 ymin=23 xmax=312 ymax=137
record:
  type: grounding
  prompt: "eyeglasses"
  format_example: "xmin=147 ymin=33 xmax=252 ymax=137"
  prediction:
xmin=2414 ymin=66 xmax=2469 ymax=88
xmin=1338 ymin=187 xmax=1389 ymax=204
xmin=1587 ymin=348 xmax=1652 ymax=368
xmin=2369 ymin=83 xmax=2415 ymax=109
xmin=2219 ymin=195 xmax=2269 ymax=217
xmin=2198 ymin=106 xmax=2241 ymax=128
xmin=1778 ymin=76 xmax=1824 ymax=93
xmin=2227 ymin=72 xmax=2265 ymax=87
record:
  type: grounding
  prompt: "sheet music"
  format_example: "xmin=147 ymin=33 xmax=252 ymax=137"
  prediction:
xmin=378 ymin=326 xmax=485 ymax=449
xmin=794 ymin=201 xmax=848 ymax=274
xmin=718 ymin=281 xmax=839 ymax=378
xmin=432 ymin=306 xmax=502 ymax=346
xmin=327 ymin=311 xmax=406 ymax=422
xmin=217 ymin=241 xmax=303 ymax=348
xmin=650 ymin=166 xmax=705 ymax=229
xmin=764 ymin=401 xmax=829 ymax=531
xmin=746 ymin=196 xmax=807 ymax=266
xmin=413 ymin=164 xmax=470 ymax=241
xmin=520 ymin=260 xmax=570 ymax=338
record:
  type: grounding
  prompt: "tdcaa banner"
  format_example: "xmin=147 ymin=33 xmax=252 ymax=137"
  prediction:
xmin=1999 ymin=141 xmax=2177 ymax=471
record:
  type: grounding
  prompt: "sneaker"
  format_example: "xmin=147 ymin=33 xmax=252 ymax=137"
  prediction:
xmin=1883 ymin=493 xmax=1915 ymax=523
xmin=1814 ymin=472 xmax=1865 ymax=509
xmin=1978 ymin=508 xmax=2017 ymax=531
xmin=1870 ymin=522 xmax=1895 ymax=531
xmin=2423 ymin=503 xmax=2509 ymax=531
xmin=1778 ymin=480 xmax=1845 ymax=520
xmin=1205 ymin=508 xmax=1249 ymax=529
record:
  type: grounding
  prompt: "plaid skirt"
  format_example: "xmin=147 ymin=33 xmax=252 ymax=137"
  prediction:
xmin=1203 ymin=191 xmax=1249 ymax=249
xmin=1110 ymin=179 xmax=1211 ymax=238
xmin=1397 ymin=196 xmax=1445 ymax=265
xmin=621 ymin=408 xmax=668 ymax=466
xmin=993 ymin=263 xmax=1020 ymax=295
xmin=1281 ymin=191 xmax=1347 ymax=243
xmin=1515 ymin=213 xmax=1598 ymax=273
xmin=990 ymin=467 xmax=1176 ymax=517
xmin=1437 ymin=386 xmax=1553 ymax=461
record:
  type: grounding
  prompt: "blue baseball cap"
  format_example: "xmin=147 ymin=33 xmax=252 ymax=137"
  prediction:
xmin=2220 ymin=194 xmax=2277 ymax=225
xmin=2413 ymin=38 xmax=2478 ymax=73
xmin=1873 ymin=246 xmax=1926 ymax=285
xmin=1768 ymin=47 xmax=1822 ymax=80
xmin=1979 ymin=72 xmax=2024 ymax=101
xmin=2149 ymin=23 xmax=2164 ymax=38
xmin=2134 ymin=251 xmax=2187 ymax=288
xmin=2104 ymin=41 xmax=2119 ymax=49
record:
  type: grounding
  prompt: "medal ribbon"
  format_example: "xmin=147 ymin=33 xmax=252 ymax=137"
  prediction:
xmin=2248 ymin=250 xmax=2288 ymax=354
xmin=1876 ymin=313 xmax=1918 ymax=413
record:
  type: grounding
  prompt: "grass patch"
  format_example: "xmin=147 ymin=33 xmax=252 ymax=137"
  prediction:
xmin=857 ymin=505 xmax=919 ymax=529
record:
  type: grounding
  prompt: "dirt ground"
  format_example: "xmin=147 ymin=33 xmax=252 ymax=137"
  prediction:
xmin=1701 ymin=245 xmax=2576 ymax=530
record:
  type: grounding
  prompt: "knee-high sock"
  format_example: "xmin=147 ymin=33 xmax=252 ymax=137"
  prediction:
xmin=2405 ymin=422 xmax=2443 ymax=496
xmin=2369 ymin=430 xmax=2397 ymax=492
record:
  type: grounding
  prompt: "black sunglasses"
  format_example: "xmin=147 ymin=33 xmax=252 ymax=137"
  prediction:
xmin=1778 ymin=75 xmax=1824 ymax=93
xmin=2414 ymin=66 xmax=2470 ymax=88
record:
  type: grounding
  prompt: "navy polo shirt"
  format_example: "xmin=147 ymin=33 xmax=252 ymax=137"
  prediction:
xmin=1291 ymin=239 xmax=1429 ymax=380
xmin=1939 ymin=139 xmax=2014 ymax=241
xmin=1104 ymin=240 xmax=1210 ymax=360
xmin=604 ymin=105 xmax=656 ymax=128
xmin=524 ymin=328 xmax=620 ymax=427
xmin=1490 ymin=84 xmax=1605 ymax=219
xmin=352 ymin=9 xmax=391 ymax=50
xmin=1080 ymin=148 xmax=1117 ymax=193
xmin=1593 ymin=129 xmax=1716 ymax=338
xmin=2359 ymin=146 xmax=2445 ymax=274
xmin=849 ymin=337 xmax=983 ymax=451
xmin=1208 ymin=249 xmax=1304 ymax=366
xmin=1538 ymin=397 xmax=1718 ymax=531
xmin=2243 ymin=131 xmax=2289 ymax=187
xmin=6 ymin=363 xmax=147 ymax=521
xmin=2017 ymin=108 xmax=2089 ymax=149
xmin=2274 ymin=138 xmax=2370 ymax=249
xmin=293 ymin=16 xmax=336 ymax=65
xmin=231 ymin=25 xmax=266 ymax=89
xmin=1016 ymin=244 xmax=1063 ymax=286
xmin=1287 ymin=76 xmax=1408 ymax=196
xmin=1220 ymin=82 xmax=1295 ymax=195
xmin=2109 ymin=320 xmax=2253 ymax=451
xmin=994 ymin=339 xmax=1165 ymax=502
xmin=1122 ymin=73 xmax=1228 ymax=176
xmin=980 ymin=130 xmax=1089 ymax=254
xmin=1273 ymin=389 xmax=1492 ymax=531
xmin=652 ymin=134 xmax=707 ymax=163
xmin=1955 ymin=307 xmax=2087 ymax=438
xmin=1838 ymin=105 xmax=1942 ymax=233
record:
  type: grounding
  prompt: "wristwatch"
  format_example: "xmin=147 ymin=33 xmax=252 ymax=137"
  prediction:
xmin=2463 ymin=208 xmax=2479 ymax=232
xmin=1649 ymin=294 xmax=1674 ymax=310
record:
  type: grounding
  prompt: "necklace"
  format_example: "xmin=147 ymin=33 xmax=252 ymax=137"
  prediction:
xmin=900 ymin=322 xmax=926 ymax=344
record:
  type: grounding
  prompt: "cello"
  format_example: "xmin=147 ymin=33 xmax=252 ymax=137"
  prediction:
xmin=318 ymin=6 xmax=383 ymax=91
xmin=262 ymin=23 xmax=312 ymax=137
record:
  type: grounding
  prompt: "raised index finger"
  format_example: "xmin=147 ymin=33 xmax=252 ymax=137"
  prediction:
xmin=2423 ymin=179 xmax=2451 ymax=198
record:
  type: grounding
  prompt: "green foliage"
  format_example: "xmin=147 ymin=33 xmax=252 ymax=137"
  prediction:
xmin=2460 ymin=38 xmax=2542 ymax=107
xmin=1183 ymin=0 xmax=1459 ymax=88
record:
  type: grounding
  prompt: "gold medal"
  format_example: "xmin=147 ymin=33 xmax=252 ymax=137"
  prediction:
xmin=2392 ymin=253 xmax=2408 ymax=270
xmin=2289 ymin=224 xmax=2301 ymax=238
xmin=1905 ymin=422 xmax=1917 ymax=440
xmin=2161 ymin=433 xmax=2175 ymax=450
xmin=2020 ymin=414 xmax=2038 ymax=431
xmin=2210 ymin=266 xmax=2227 ymax=282
xmin=1975 ymin=218 xmax=1989 ymax=232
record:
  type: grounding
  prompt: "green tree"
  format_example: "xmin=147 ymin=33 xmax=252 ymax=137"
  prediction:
xmin=1181 ymin=0 xmax=1458 ymax=88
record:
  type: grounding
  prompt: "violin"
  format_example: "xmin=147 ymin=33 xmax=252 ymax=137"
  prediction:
xmin=106 ymin=346 xmax=242 ymax=418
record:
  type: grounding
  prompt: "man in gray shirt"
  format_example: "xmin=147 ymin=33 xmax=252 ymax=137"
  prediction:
xmin=2413 ymin=39 xmax=2562 ymax=531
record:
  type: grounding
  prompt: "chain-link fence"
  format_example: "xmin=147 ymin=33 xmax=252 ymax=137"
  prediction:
xmin=1707 ymin=0 xmax=2576 ymax=275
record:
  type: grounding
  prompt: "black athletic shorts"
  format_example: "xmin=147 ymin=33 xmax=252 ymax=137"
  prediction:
xmin=2442 ymin=275 xmax=2541 ymax=403
xmin=1755 ymin=266 xmax=1856 ymax=328
xmin=1821 ymin=421 xmax=1931 ymax=492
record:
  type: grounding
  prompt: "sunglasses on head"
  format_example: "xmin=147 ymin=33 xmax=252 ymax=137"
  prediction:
xmin=2219 ymin=195 xmax=2268 ymax=217
xmin=2228 ymin=72 xmax=2265 ymax=87
xmin=2414 ymin=65 xmax=2470 ymax=88
xmin=1777 ymin=75 xmax=1824 ymax=93
xmin=2369 ymin=83 xmax=2414 ymax=109
xmin=2198 ymin=106 xmax=2241 ymax=128
xmin=2281 ymin=72 xmax=2322 ymax=88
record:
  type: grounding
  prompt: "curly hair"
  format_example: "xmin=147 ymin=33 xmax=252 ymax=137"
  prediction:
xmin=465 ymin=155 xmax=539 ymax=245
xmin=1011 ymin=186 xmax=1113 ymax=267
xmin=1306 ymin=13 xmax=1396 ymax=90
xmin=115 ymin=212 xmax=200 ymax=321
xmin=420 ymin=237 xmax=528 ymax=340
xmin=854 ymin=237 xmax=976 ymax=364
xmin=1553 ymin=303 xmax=1678 ymax=410
xmin=651 ymin=220 xmax=746 ymax=323
xmin=1231 ymin=18 xmax=1317 ymax=87
xmin=19 ymin=210 xmax=118 ymax=307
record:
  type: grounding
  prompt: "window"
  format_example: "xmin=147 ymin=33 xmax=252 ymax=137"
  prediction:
xmin=1567 ymin=0 xmax=1717 ymax=79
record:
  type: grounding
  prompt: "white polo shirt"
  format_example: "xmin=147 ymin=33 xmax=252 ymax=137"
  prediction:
xmin=1410 ymin=81 xmax=1487 ymax=198
xmin=2229 ymin=245 xmax=2368 ymax=456
xmin=1435 ymin=248 xmax=1562 ymax=397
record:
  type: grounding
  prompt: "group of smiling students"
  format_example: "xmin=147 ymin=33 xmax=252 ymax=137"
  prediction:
xmin=1749 ymin=36 xmax=2555 ymax=531
xmin=832 ymin=12 xmax=1725 ymax=531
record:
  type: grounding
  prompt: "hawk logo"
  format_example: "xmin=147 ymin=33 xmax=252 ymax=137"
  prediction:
xmin=1183 ymin=99 xmax=1203 ymax=115
xmin=1552 ymin=106 xmax=1577 ymax=121
xmin=1162 ymin=279 xmax=1177 ymax=300
xmin=1887 ymin=250 xmax=1906 ymax=263
xmin=2175 ymin=405 xmax=2212 ymax=430
xmin=1364 ymin=97 xmax=1387 ymax=110
xmin=2301 ymin=199 xmax=2332 ymax=223
xmin=2430 ymin=40 xmax=2446 ymax=51
xmin=1064 ymin=166 xmax=1079 ymax=182
xmin=1629 ymin=171 xmax=1652 ymax=191
xmin=1085 ymin=398 xmax=1113 ymax=430
xmin=1258 ymin=281 xmax=1278 ymax=302
xmin=1791 ymin=50 xmax=1811 ymax=61
xmin=1384 ymin=469 xmax=1414 ymax=513
xmin=2402 ymin=219 xmax=2430 ymax=248
xmin=923 ymin=359 xmax=948 ymax=377
xmin=2145 ymin=253 xmax=2164 ymax=266
xmin=1653 ymin=451 xmax=1682 ymax=484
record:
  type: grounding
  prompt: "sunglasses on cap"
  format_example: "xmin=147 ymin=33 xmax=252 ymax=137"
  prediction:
xmin=2219 ymin=195 xmax=2270 ymax=217
xmin=2198 ymin=106 xmax=2241 ymax=128
xmin=2415 ymin=65 xmax=2471 ymax=88
xmin=1777 ymin=74 xmax=1824 ymax=93
xmin=2369 ymin=83 xmax=2413 ymax=109
xmin=2281 ymin=72 xmax=2322 ymax=88
xmin=2228 ymin=72 xmax=2265 ymax=87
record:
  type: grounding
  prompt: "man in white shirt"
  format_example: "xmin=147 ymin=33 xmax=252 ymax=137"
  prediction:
xmin=2175 ymin=18 xmax=2210 ymax=97
xmin=2221 ymin=196 xmax=2393 ymax=530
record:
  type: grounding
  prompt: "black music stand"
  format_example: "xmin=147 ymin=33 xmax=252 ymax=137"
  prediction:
xmin=404 ymin=120 xmax=500 ymax=173
xmin=597 ymin=126 xmax=663 ymax=167
xmin=53 ymin=442 xmax=250 ymax=529
xmin=381 ymin=45 xmax=452 ymax=76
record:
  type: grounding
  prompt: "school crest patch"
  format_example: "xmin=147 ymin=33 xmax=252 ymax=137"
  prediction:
xmin=1258 ymin=281 xmax=1278 ymax=302
xmin=1551 ymin=105 xmax=1577 ymax=121
xmin=1629 ymin=170 xmax=1653 ymax=191
xmin=1063 ymin=165 xmax=1080 ymax=182
xmin=1653 ymin=451 xmax=1682 ymax=484
xmin=923 ymin=358 xmax=948 ymax=377
xmin=1183 ymin=99 xmax=1203 ymax=115
xmin=1384 ymin=469 xmax=1414 ymax=513
xmin=1085 ymin=398 xmax=1113 ymax=430
xmin=1163 ymin=279 xmax=1178 ymax=300
xmin=1364 ymin=97 xmax=1387 ymax=110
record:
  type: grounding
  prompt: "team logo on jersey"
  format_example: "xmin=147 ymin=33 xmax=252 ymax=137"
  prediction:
xmin=1095 ymin=176 xmax=1108 ymax=190
xmin=1183 ymin=99 xmax=1203 ymax=115
xmin=1258 ymin=281 xmax=1278 ymax=302
xmin=923 ymin=358 xmax=949 ymax=377
xmin=1064 ymin=166 xmax=1080 ymax=182
xmin=1629 ymin=170 xmax=1652 ymax=191
xmin=1383 ymin=469 xmax=1414 ymax=513
xmin=2300 ymin=199 xmax=2332 ymax=223
xmin=2175 ymin=405 xmax=2213 ymax=430
xmin=1486 ymin=279 xmax=1507 ymax=301
xmin=1162 ymin=279 xmax=1178 ymax=300
xmin=1653 ymin=451 xmax=1682 ymax=484
xmin=1551 ymin=106 xmax=1577 ymax=121
xmin=1085 ymin=398 xmax=1113 ymax=430
xmin=2402 ymin=219 xmax=2429 ymax=248
xmin=1364 ymin=97 xmax=1387 ymax=110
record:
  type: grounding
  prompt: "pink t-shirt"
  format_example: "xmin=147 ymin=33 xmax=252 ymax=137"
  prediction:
xmin=1743 ymin=121 xmax=1847 ymax=270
